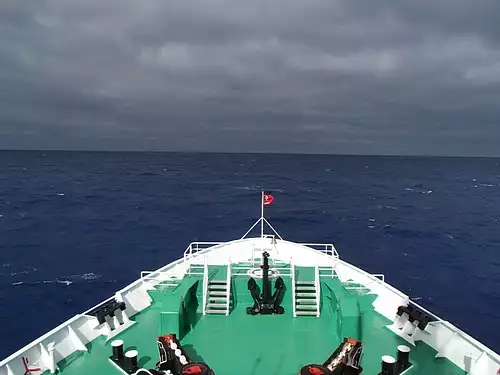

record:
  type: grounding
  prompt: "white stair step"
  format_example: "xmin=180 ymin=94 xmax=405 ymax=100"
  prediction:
xmin=296 ymin=281 xmax=315 ymax=285
xmin=296 ymin=285 xmax=316 ymax=290
xmin=208 ymin=286 xmax=227 ymax=291
xmin=296 ymin=292 xmax=316 ymax=297
xmin=206 ymin=309 xmax=227 ymax=314
xmin=209 ymin=280 xmax=226 ymax=284
xmin=208 ymin=301 xmax=233 ymax=306
xmin=296 ymin=299 xmax=317 ymax=304
xmin=207 ymin=302 xmax=226 ymax=308
xmin=296 ymin=311 xmax=318 ymax=316
xmin=208 ymin=291 xmax=227 ymax=296
xmin=208 ymin=297 xmax=227 ymax=302
xmin=296 ymin=304 xmax=317 ymax=310
xmin=208 ymin=288 xmax=227 ymax=292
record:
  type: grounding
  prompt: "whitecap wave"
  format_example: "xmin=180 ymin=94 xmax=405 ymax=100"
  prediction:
xmin=77 ymin=272 xmax=101 ymax=280
xmin=12 ymin=281 xmax=41 ymax=286
xmin=405 ymin=187 xmax=433 ymax=194
xmin=234 ymin=186 xmax=259 ymax=191
xmin=10 ymin=270 xmax=30 ymax=276
xmin=57 ymin=279 xmax=73 ymax=285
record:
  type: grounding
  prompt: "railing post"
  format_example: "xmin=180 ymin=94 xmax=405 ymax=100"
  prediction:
xmin=291 ymin=264 xmax=296 ymax=318
xmin=202 ymin=259 xmax=208 ymax=316
xmin=226 ymin=259 xmax=231 ymax=316
xmin=315 ymin=266 xmax=320 ymax=317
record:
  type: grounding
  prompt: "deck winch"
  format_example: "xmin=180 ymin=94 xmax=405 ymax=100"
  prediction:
xmin=246 ymin=251 xmax=285 ymax=315
xmin=110 ymin=334 xmax=216 ymax=375
xmin=300 ymin=337 xmax=363 ymax=375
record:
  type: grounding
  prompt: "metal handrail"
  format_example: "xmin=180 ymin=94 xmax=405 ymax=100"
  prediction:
xmin=291 ymin=264 xmax=296 ymax=317
xmin=140 ymin=270 xmax=176 ymax=281
xmin=185 ymin=242 xmax=222 ymax=253
xmin=226 ymin=261 xmax=231 ymax=316
xmin=315 ymin=265 xmax=320 ymax=317
xmin=183 ymin=241 xmax=340 ymax=263
xmin=202 ymin=260 xmax=208 ymax=316
xmin=344 ymin=274 xmax=385 ymax=290
xmin=318 ymin=265 xmax=336 ymax=278
xmin=300 ymin=243 xmax=340 ymax=258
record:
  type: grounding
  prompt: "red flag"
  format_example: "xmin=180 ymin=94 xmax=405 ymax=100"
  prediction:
xmin=263 ymin=194 xmax=274 ymax=206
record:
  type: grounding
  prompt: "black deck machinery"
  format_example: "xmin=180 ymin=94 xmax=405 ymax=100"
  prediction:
xmin=246 ymin=251 xmax=285 ymax=315
xmin=299 ymin=337 xmax=363 ymax=375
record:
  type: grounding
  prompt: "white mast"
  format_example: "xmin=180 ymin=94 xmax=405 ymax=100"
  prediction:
xmin=261 ymin=190 xmax=264 ymax=238
xmin=241 ymin=192 xmax=281 ymax=240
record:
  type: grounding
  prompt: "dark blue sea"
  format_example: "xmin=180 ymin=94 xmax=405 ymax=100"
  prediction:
xmin=1 ymin=151 xmax=499 ymax=357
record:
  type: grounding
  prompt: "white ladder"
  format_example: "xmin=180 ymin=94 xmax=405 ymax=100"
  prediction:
xmin=205 ymin=281 xmax=230 ymax=314
xmin=204 ymin=264 xmax=231 ymax=315
xmin=292 ymin=266 xmax=321 ymax=318
xmin=294 ymin=281 xmax=319 ymax=316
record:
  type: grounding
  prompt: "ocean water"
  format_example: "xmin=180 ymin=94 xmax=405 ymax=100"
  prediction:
xmin=0 ymin=151 xmax=499 ymax=357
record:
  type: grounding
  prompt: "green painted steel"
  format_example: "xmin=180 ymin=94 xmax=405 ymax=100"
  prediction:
xmin=41 ymin=268 xmax=466 ymax=375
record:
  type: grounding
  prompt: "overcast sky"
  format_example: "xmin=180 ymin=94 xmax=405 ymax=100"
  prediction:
xmin=1 ymin=0 xmax=500 ymax=155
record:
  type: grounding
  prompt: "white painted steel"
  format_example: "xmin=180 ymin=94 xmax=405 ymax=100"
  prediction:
xmin=202 ymin=260 xmax=208 ymax=316
xmin=1 ymin=235 xmax=499 ymax=375
xmin=226 ymin=262 xmax=231 ymax=316
xmin=314 ymin=266 xmax=320 ymax=317
xmin=291 ymin=264 xmax=296 ymax=317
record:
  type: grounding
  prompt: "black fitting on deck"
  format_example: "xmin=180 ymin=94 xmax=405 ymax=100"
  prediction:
xmin=156 ymin=334 xmax=215 ymax=375
xmin=397 ymin=345 xmax=411 ymax=373
xmin=378 ymin=345 xmax=412 ymax=375
xmin=111 ymin=340 xmax=124 ymax=361
xmin=396 ymin=304 xmax=434 ymax=330
xmin=89 ymin=299 xmax=126 ymax=325
xmin=124 ymin=350 xmax=138 ymax=373
xmin=261 ymin=251 xmax=271 ymax=304
xmin=246 ymin=252 xmax=285 ymax=315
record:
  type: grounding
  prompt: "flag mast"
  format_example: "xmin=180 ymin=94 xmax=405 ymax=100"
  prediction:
xmin=261 ymin=190 xmax=264 ymax=238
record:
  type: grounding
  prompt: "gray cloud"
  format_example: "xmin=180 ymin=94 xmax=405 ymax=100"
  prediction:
xmin=1 ymin=0 xmax=500 ymax=155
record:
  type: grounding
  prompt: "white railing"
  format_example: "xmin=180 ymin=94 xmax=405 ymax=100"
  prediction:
xmin=300 ymin=243 xmax=339 ymax=258
xmin=202 ymin=260 xmax=208 ymax=316
xmin=315 ymin=265 xmax=320 ymax=317
xmin=139 ymin=271 xmax=178 ymax=287
xmin=318 ymin=265 xmax=336 ymax=278
xmin=183 ymin=242 xmax=223 ymax=263
xmin=291 ymin=264 xmax=296 ymax=317
xmin=226 ymin=261 xmax=231 ymax=316
xmin=344 ymin=274 xmax=385 ymax=290
xmin=187 ymin=264 xmax=205 ymax=276
xmin=230 ymin=265 xmax=292 ymax=277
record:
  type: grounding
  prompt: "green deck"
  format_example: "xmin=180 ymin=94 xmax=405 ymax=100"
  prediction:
xmin=48 ymin=268 xmax=466 ymax=375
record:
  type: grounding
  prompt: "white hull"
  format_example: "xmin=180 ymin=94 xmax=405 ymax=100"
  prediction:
xmin=1 ymin=237 xmax=499 ymax=375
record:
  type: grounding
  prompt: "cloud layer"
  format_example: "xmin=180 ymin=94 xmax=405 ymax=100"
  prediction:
xmin=1 ymin=0 xmax=500 ymax=155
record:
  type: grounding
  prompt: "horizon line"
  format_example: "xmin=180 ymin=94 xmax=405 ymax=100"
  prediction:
xmin=1 ymin=148 xmax=500 ymax=159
